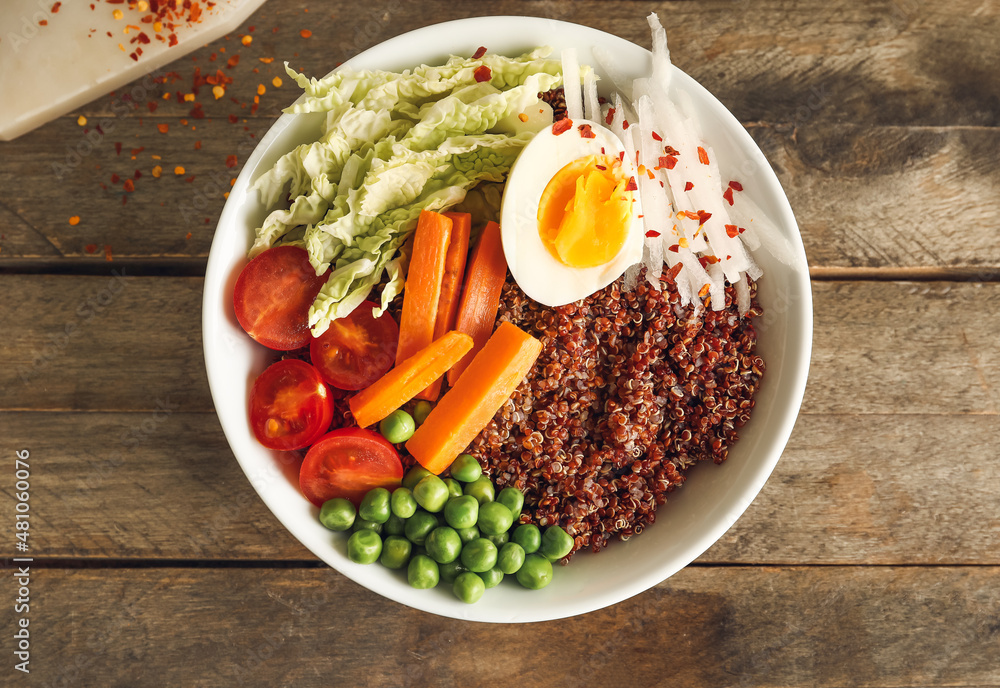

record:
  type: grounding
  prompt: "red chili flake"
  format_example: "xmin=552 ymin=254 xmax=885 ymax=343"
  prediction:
xmin=681 ymin=210 xmax=700 ymax=221
xmin=723 ymin=187 xmax=735 ymax=205
xmin=578 ymin=124 xmax=595 ymax=139
xmin=137 ymin=32 xmax=150 ymax=44
xmin=474 ymin=65 xmax=492 ymax=82
xmin=300 ymin=29 xmax=312 ymax=38
xmin=595 ymin=164 xmax=607 ymax=171
xmin=645 ymin=230 xmax=661 ymax=238
xmin=123 ymin=179 xmax=135 ymax=192
xmin=168 ymin=34 xmax=178 ymax=47
xmin=190 ymin=104 xmax=205 ymax=119
xmin=625 ymin=176 xmax=638 ymax=192
xmin=605 ymin=107 xmax=616 ymax=125
xmin=472 ymin=46 xmax=487 ymax=59
xmin=104 ymin=245 xmax=113 ymax=262
xmin=700 ymin=255 xmax=720 ymax=267
xmin=684 ymin=181 xmax=694 ymax=191
xmin=39 ymin=20 xmax=48 ymax=26
xmin=157 ymin=123 xmax=169 ymax=134
xmin=658 ymin=155 xmax=677 ymax=170
xmin=622 ymin=119 xmax=630 ymax=130
xmin=226 ymin=154 xmax=238 ymax=168
xmin=111 ymin=173 xmax=120 ymax=184
xmin=698 ymin=283 xmax=711 ymax=298
xmin=85 ymin=244 xmax=98 ymax=254
xmin=194 ymin=140 xmax=202 ymax=150
xmin=133 ymin=170 xmax=142 ymax=179
xmin=129 ymin=52 xmax=139 ymax=62
xmin=729 ymin=180 xmax=743 ymax=192
xmin=552 ymin=118 xmax=573 ymax=135
xmin=697 ymin=146 xmax=709 ymax=165
xmin=228 ymin=114 xmax=239 ymax=124
xmin=646 ymin=169 xmax=655 ymax=180
xmin=51 ymin=2 xmax=61 ymax=12
xmin=725 ymin=224 xmax=739 ymax=238
xmin=186 ymin=176 xmax=196 ymax=183
xmin=651 ymin=131 xmax=662 ymax=142
xmin=147 ymin=101 xmax=158 ymax=113
xmin=227 ymin=55 xmax=239 ymax=69
xmin=131 ymin=147 xmax=144 ymax=156
xmin=667 ymin=244 xmax=680 ymax=253
xmin=664 ymin=145 xmax=679 ymax=156
xmin=697 ymin=210 xmax=712 ymax=225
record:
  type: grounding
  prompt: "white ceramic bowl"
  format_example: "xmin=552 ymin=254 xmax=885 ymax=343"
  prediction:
xmin=203 ymin=16 xmax=812 ymax=623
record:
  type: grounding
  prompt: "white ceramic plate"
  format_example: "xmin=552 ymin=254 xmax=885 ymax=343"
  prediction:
xmin=203 ymin=16 xmax=812 ymax=623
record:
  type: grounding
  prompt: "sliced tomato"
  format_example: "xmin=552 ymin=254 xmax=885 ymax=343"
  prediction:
xmin=299 ymin=428 xmax=404 ymax=506
xmin=309 ymin=300 xmax=398 ymax=390
xmin=249 ymin=359 xmax=334 ymax=451
xmin=234 ymin=246 xmax=328 ymax=351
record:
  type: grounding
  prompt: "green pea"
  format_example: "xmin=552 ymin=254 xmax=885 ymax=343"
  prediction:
xmin=540 ymin=525 xmax=574 ymax=562
xmin=407 ymin=555 xmax=439 ymax=589
xmin=402 ymin=466 xmax=434 ymax=490
xmin=358 ymin=487 xmax=391 ymax=524
xmin=438 ymin=559 xmax=469 ymax=585
xmin=383 ymin=513 xmax=406 ymax=537
xmin=347 ymin=529 xmax=382 ymax=565
xmin=412 ymin=400 xmax=433 ymax=426
xmin=403 ymin=510 xmax=439 ymax=546
xmin=352 ymin=518 xmax=383 ymax=535
xmin=390 ymin=487 xmax=417 ymax=519
xmin=515 ymin=554 xmax=553 ymax=590
xmin=479 ymin=567 xmax=504 ymax=589
xmin=453 ymin=571 xmax=486 ymax=604
xmin=464 ymin=476 xmax=495 ymax=505
xmin=444 ymin=478 xmax=463 ymax=499
xmin=443 ymin=495 xmax=479 ymax=530
xmin=512 ymin=524 xmax=541 ymax=554
xmin=497 ymin=542 xmax=525 ymax=575
xmin=496 ymin=487 xmax=524 ymax=521
xmin=456 ymin=525 xmax=480 ymax=545
xmin=478 ymin=501 xmax=513 ymax=535
xmin=413 ymin=475 xmax=449 ymax=513
xmin=460 ymin=537 xmax=498 ymax=573
xmin=449 ymin=453 xmax=482 ymax=483
xmin=379 ymin=535 xmax=412 ymax=570
xmin=424 ymin=526 xmax=462 ymax=564
xmin=318 ymin=498 xmax=356 ymax=532
xmin=379 ymin=410 xmax=415 ymax=444
xmin=485 ymin=531 xmax=508 ymax=548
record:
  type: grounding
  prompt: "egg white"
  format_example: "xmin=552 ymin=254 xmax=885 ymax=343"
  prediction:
xmin=499 ymin=119 xmax=644 ymax=307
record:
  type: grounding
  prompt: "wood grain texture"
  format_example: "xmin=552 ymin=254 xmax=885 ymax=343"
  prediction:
xmin=2 ymin=411 xmax=998 ymax=564
xmin=3 ymin=277 xmax=999 ymax=414
xmin=1 ymin=1 xmax=997 ymax=268
xmin=10 ymin=566 xmax=1000 ymax=687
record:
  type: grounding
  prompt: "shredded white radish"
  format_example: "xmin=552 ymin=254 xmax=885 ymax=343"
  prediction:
xmin=583 ymin=70 xmax=601 ymax=122
xmin=646 ymin=12 xmax=673 ymax=93
xmin=561 ymin=48 xmax=584 ymax=121
xmin=591 ymin=45 xmax=634 ymax=103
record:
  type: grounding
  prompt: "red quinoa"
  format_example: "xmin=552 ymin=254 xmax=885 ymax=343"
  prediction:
xmin=466 ymin=268 xmax=764 ymax=559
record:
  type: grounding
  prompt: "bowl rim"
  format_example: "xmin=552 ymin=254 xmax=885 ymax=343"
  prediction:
xmin=203 ymin=14 xmax=813 ymax=623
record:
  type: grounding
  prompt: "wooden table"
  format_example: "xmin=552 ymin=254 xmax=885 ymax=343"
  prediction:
xmin=2 ymin=1 xmax=998 ymax=685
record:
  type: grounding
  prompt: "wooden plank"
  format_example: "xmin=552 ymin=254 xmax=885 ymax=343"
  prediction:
xmin=12 ymin=566 xmax=1000 ymax=687
xmin=3 ymin=277 xmax=998 ymax=415
xmin=1 ymin=2 xmax=998 ymax=269
xmin=2 ymin=411 xmax=997 ymax=565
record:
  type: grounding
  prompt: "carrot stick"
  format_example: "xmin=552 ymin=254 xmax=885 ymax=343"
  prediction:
xmin=446 ymin=220 xmax=507 ymax=386
xmin=395 ymin=210 xmax=453 ymax=367
xmin=406 ymin=322 xmax=542 ymax=474
xmin=416 ymin=212 xmax=471 ymax=402
xmin=349 ymin=331 xmax=473 ymax=429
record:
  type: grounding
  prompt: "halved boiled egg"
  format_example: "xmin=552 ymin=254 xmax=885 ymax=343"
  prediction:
xmin=500 ymin=118 xmax=643 ymax=307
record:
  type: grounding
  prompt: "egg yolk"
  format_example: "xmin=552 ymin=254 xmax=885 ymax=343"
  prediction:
xmin=537 ymin=155 xmax=633 ymax=269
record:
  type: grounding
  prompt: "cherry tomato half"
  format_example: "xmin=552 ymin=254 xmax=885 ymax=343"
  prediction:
xmin=299 ymin=428 xmax=404 ymax=507
xmin=234 ymin=246 xmax=329 ymax=351
xmin=249 ymin=359 xmax=334 ymax=451
xmin=309 ymin=300 xmax=398 ymax=390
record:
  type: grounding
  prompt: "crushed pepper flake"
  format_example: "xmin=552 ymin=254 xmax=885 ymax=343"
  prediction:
xmin=300 ymin=29 xmax=312 ymax=38
xmin=123 ymin=179 xmax=135 ymax=192
xmin=68 ymin=215 xmax=80 ymax=226
xmin=85 ymin=244 xmax=98 ymax=254
xmin=157 ymin=123 xmax=169 ymax=133
xmin=259 ymin=57 xmax=274 ymax=64
xmin=104 ymin=245 xmax=113 ymax=261
xmin=226 ymin=154 xmax=238 ymax=168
